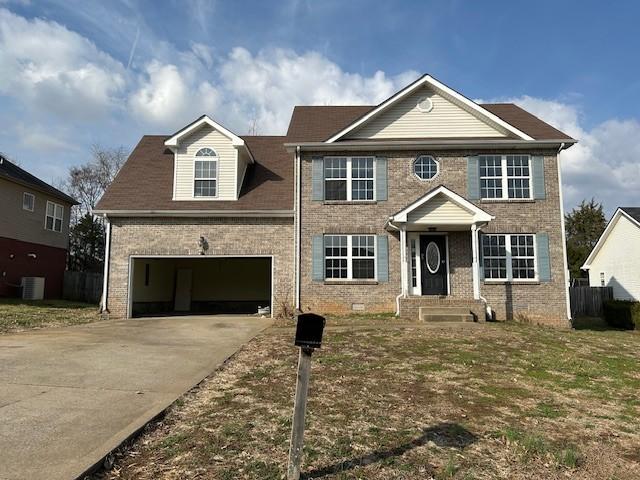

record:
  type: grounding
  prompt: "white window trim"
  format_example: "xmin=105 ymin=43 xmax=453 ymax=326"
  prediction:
xmin=413 ymin=155 xmax=440 ymax=181
xmin=482 ymin=233 xmax=539 ymax=283
xmin=192 ymin=150 xmax=219 ymax=199
xmin=324 ymin=234 xmax=377 ymax=281
xmin=44 ymin=200 xmax=64 ymax=233
xmin=23 ymin=192 xmax=35 ymax=212
xmin=480 ymin=154 xmax=533 ymax=200
xmin=324 ymin=156 xmax=376 ymax=202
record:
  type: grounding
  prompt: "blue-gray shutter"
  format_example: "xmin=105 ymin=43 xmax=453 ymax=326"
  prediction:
xmin=376 ymin=235 xmax=389 ymax=282
xmin=478 ymin=234 xmax=485 ymax=279
xmin=536 ymin=233 xmax=551 ymax=282
xmin=311 ymin=156 xmax=324 ymax=201
xmin=312 ymin=235 xmax=324 ymax=281
xmin=375 ymin=157 xmax=387 ymax=201
xmin=531 ymin=155 xmax=545 ymax=199
xmin=467 ymin=156 xmax=480 ymax=200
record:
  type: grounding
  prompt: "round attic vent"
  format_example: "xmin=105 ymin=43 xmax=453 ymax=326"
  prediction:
xmin=417 ymin=97 xmax=433 ymax=113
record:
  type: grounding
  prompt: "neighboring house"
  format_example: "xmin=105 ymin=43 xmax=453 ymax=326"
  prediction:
xmin=94 ymin=74 xmax=576 ymax=326
xmin=582 ymin=207 xmax=640 ymax=301
xmin=0 ymin=155 xmax=78 ymax=298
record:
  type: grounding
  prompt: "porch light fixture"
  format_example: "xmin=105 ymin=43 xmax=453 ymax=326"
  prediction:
xmin=198 ymin=236 xmax=209 ymax=255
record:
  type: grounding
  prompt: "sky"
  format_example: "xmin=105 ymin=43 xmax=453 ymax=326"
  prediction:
xmin=0 ymin=0 xmax=639 ymax=215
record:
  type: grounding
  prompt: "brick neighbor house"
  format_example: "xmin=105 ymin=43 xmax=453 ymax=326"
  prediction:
xmin=0 ymin=155 xmax=77 ymax=299
xmin=94 ymin=75 xmax=576 ymax=326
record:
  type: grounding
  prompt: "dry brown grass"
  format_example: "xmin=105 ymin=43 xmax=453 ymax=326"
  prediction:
xmin=94 ymin=322 xmax=640 ymax=479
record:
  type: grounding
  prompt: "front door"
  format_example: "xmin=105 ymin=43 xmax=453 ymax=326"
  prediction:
xmin=420 ymin=235 xmax=448 ymax=295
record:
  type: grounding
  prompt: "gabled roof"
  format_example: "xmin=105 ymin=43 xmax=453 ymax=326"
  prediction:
xmin=389 ymin=185 xmax=494 ymax=224
xmin=165 ymin=116 xmax=253 ymax=162
xmin=0 ymin=155 xmax=77 ymax=205
xmin=94 ymin=135 xmax=292 ymax=213
xmin=582 ymin=207 xmax=640 ymax=269
xmin=325 ymin=74 xmax=535 ymax=143
xmin=285 ymin=103 xmax=575 ymax=144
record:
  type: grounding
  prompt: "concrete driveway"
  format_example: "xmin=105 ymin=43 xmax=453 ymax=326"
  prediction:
xmin=0 ymin=315 xmax=271 ymax=480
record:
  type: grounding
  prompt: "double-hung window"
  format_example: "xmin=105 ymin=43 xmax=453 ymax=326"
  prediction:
xmin=324 ymin=157 xmax=374 ymax=201
xmin=479 ymin=155 xmax=531 ymax=200
xmin=45 ymin=201 xmax=63 ymax=232
xmin=194 ymin=148 xmax=217 ymax=197
xmin=482 ymin=234 xmax=537 ymax=282
xmin=23 ymin=192 xmax=35 ymax=211
xmin=325 ymin=235 xmax=375 ymax=280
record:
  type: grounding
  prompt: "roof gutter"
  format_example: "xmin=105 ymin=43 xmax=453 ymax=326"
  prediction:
xmin=284 ymin=139 xmax=577 ymax=152
xmin=92 ymin=209 xmax=295 ymax=218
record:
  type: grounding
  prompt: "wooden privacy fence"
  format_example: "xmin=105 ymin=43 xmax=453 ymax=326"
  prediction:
xmin=63 ymin=271 xmax=102 ymax=304
xmin=569 ymin=286 xmax=613 ymax=317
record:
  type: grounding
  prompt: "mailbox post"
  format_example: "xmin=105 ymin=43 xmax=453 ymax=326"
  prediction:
xmin=287 ymin=313 xmax=325 ymax=480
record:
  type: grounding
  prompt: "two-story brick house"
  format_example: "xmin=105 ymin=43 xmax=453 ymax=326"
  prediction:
xmin=0 ymin=155 xmax=77 ymax=298
xmin=95 ymin=75 xmax=575 ymax=326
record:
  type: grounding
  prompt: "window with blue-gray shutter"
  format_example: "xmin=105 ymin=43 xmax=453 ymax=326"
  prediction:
xmin=536 ymin=233 xmax=551 ymax=282
xmin=531 ymin=156 xmax=546 ymax=199
xmin=312 ymin=235 xmax=324 ymax=281
xmin=467 ymin=156 xmax=480 ymax=200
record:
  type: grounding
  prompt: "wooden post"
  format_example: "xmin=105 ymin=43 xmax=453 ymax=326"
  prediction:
xmin=287 ymin=347 xmax=313 ymax=480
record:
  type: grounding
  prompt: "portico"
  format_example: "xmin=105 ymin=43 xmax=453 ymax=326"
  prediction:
xmin=387 ymin=185 xmax=494 ymax=303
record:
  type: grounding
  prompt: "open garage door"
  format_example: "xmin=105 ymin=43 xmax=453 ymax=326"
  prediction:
xmin=129 ymin=256 xmax=272 ymax=317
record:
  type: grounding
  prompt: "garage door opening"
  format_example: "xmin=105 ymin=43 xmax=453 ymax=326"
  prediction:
xmin=129 ymin=256 xmax=272 ymax=317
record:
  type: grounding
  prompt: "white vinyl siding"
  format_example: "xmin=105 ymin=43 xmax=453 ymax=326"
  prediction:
xmin=588 ymin=214 xmax=640 ymax=301
xmin=407 ymin=193 xmax=474 ymax=225
xmin=346 ymin=86 xmax=508 ymax=139
xmin=236 ymin=148 xmax=251 ymax=198
xmin=174 ymin=125 xmax=238 ymax=200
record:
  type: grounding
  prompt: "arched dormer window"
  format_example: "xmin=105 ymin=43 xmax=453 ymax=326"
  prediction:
xmin=194 ymin=148 xmax=218 ymax=197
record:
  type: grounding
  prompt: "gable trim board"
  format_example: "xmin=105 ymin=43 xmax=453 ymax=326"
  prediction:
xmin=325 ymin=75 xmax=535 ymax=143
xmin=582 ymin=208 xmax=640 ymax=270
xmin=389 ymin=185 xmax=494 ymax=225
xmin=165 ymin=115 xmax=250 ymax=150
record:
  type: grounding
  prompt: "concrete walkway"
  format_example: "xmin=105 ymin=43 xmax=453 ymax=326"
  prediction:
xmin=0 ymin=315 xmax=270 ymax=480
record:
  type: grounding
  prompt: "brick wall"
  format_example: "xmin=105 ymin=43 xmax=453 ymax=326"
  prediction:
xmin=299 ymin=149 xmax=570 ymax=326
xmin=106 ymin=217 xmax=294 ymax=318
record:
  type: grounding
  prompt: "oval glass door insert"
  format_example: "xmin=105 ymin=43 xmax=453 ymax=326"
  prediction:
xmin=426 ymin=241 xmax=440 ymax=274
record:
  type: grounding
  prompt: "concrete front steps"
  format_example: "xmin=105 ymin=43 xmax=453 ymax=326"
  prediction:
xmin=399 ymin=297 xmax=486 ymax=323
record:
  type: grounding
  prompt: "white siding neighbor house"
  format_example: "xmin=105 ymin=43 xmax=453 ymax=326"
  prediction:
xmin=582 ymin=207 xmax=640 ymax=301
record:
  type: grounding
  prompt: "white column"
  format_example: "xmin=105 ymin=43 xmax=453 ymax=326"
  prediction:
xmin=399 ymin=227 xmax=408 ymax=297
xmin=471 ymin=223 xmax=480 ymax=300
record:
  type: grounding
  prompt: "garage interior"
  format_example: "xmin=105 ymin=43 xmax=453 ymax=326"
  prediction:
xmin=130 ymin=257 xmax=272 ymax=317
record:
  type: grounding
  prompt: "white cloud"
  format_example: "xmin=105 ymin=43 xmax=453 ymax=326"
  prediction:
xmin=218 ymin=47 xmax=419 ymax=134
xmin=128 ymin=61 xmax=219 ymax=128
xmin=505 ymin=96 xmax=640 ymax=214
xmin=0 ymin=8 xmax=126 ymax=120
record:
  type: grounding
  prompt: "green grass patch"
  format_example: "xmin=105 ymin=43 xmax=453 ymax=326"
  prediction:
xmin=0 ymin=299 xmax=99 ymax=333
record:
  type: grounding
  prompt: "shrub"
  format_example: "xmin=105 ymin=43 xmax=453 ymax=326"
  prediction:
xmin=602 ymin=300 xmax=640 ymax=330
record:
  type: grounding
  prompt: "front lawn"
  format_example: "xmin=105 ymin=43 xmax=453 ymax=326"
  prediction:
xmin=97 ymin=322 xmax=640 ymax=479
xmin=0 ymin=299 xmax=100 ymax=333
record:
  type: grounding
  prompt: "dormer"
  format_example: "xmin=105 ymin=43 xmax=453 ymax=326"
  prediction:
xmin=165 ymin=115 xmax=254 ymax=201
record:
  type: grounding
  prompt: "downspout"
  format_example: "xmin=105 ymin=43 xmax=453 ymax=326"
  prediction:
xmin=100 ymin=215 xmax=111 ymax=314
xmin=386 ymin=219 xmax=404 ymax=317
xmin=474 ymin=222 xmax=491 ymax=319
xmin=294 ymin=146 xmax=301 ymax=311
xmin=557 ymin=142 xmax=572 ymax=323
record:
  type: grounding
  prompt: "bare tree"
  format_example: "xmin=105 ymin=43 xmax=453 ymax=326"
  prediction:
xmin=247 ymin=115 xmax=260 ymax=136
xmin=65 ymin=144 xmax=127 ymax=219
xmin=63 ymin=145 xmax=128 ymax=273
